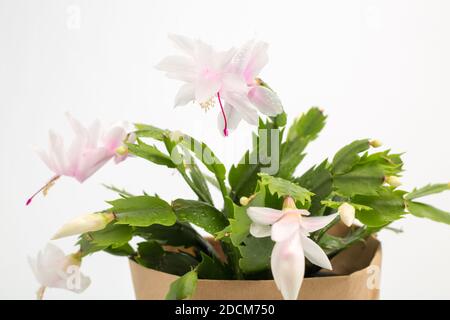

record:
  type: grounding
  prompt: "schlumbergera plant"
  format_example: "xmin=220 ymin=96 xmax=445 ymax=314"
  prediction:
xmin=28 ymin=35 xmax=450 ymax=300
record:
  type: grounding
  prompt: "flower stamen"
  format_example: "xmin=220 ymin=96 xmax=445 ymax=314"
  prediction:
xmin=26 ymin=175 xmax=60 ymax=206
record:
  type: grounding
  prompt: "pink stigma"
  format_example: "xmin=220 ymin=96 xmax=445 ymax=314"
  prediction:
xmin=217 ymin=92 xmax=228 ymax=137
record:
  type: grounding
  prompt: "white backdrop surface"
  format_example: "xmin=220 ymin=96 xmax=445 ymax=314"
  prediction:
xmin=0 ymin=0 xmax=449 ymax=299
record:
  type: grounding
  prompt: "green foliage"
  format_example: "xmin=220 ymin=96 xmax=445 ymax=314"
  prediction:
xmin=109 ymin=195 xmax=177 ymax=227
xmin=103 ymin=243 xmax=135 ymax=257
xmin=353 ymin=188 xmax=407 ymax=226
xmin=229 ymin=118 xmax=283 ymax=202
xmin=127 ymin=139 xmax=175 ymax=168
xmin=172 ymin=199 xmax=229 ymax=235
xmin=135 ymin=222 xmax=216 ymax=258
xmin=135 ymin=241 xmax=199 ymax=276
xmin=78 ymin=223 xmax=133 ymax=256
xmin=72 ymin=107 xmax=450 ymax=296
xmin=404 ymin=183 xmax=450 ymax=200
xmin=228 ymin=186 xmax=266 ymax=246
xmin=331 ymin=139 xmax=370 ymax=175
xmin=165 ymin=269 xmax=198 ymax=300
xmin=238 ymin=236 xmax=274 ymax=275
xmin=134 ymin=123 xmax=166 ymax=141
xmin=406 ymin=201 xmax=450 ymax=225
xmin=197 ymin=253 xmax=232 ymax=280
xmin=321 ymin=200 xmax=371 ymax=211
xmin=295 ymin=161 xmax=332 ymax=215
xmin=333 ymin=163 xmax=385 ymax=196
xmin=279 ymin=107 xmax=327 ymax=179
xmin=259 ymin=173 xmax=313 ymax=205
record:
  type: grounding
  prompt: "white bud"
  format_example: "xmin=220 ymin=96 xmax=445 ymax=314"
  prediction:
xmin=338 ymin=202 xmax=355 ymax=227
xmin=169 ymin=130 xmax=184 ymax=142
xmin=369 ymin=139 xmax=382 ymax=148
xmin=385 ymin=176 xmax=402 ymax=187
xmin=239 ymin=196 xmax=249 ymax=206
xmin=52 ymin=212 xmax=114 ymax=240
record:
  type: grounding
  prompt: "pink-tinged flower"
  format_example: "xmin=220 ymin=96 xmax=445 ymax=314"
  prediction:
xmin=229 ymin=40 xmax=283 ymax=119
xmin=156 ymin=34 xmax=259 ymax=136
xmin=247 ymin=197 xmax=337 ymax=300
xmin=26 ymin=114 xmax=134 ymax=205
xmin=28 ymin=244 xmax=90 ymax=299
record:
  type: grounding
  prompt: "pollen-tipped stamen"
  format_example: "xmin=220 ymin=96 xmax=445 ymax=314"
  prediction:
xmin=217 ymin=92 xmax=228 ymax=136
xmin=26 ymin=175 xmax=60 ymax=206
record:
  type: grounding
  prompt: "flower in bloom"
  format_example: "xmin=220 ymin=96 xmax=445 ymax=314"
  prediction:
xmin=247 ymin=197 xmax=337 ymax=300
xmin=26 ymin=114 xmax=134 ymax=205
xmin=338 ymin=202 xmax=355 ymax=227
xmin=28 ymin=243 xmax=90 ymax=299
xmin=224 ymin=40 xmax=283 ymax=128
xmin=52 ymin=212 xmax=115 ymax=240
xmin=156 ymin=35 xmax=283 ymax=136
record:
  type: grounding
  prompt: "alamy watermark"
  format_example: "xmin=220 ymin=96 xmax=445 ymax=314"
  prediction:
xmin=170 ymin=129 xmax=280 ymax=176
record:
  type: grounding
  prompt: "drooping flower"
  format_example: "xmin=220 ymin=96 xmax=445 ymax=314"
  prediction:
xmin=52 ymin=212 xmax=115 ymax=240
xmin=26 ymin=114 xmax=134 ymax=205
xmin=156 ymin=34 xmax=260 ymax=136
xmin=338 ymin=202 xmax=355 ymax=227
xmin=247 ymin=197 xmax=337 ymax=300
xmin=28 ymin=243 xmax=90 ymax=299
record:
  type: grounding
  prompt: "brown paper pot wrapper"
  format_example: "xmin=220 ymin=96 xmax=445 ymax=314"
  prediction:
xmin=129 ymin=232 xmax=382 ymax=300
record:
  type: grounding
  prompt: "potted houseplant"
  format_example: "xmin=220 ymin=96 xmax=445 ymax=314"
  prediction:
xmin=27 ymin=35 xmax=450 ymax=300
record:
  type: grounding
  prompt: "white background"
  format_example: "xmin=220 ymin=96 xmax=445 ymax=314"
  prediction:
xmin=1 ymin=0 xmax=449 ymax=299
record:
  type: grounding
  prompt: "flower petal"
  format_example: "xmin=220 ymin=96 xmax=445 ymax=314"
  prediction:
xmin=48 ymin=130 xmax=66 ymax=174
xmin=155 ymin=55 xmax=196 ymax=81
xmin=247 ymin=207 xmax=284 ymax=225
xmin=168 ymin=34 xmax=196 ymax=56
xmin=271 ymin=233 xmax=305 ymax=300
xmin=174 ymin=83 xmax=195 ymax=107
xmin=300 ymin=213 xmax=339 ymax=233
xmin=217 ymin=103 xmax=242 ymax=135
xmin=250 ymin=223 xmax=272 ymax=238
xmin=271 ymin=214 xmax=300 ymax=242
xmin=223 ymin=92 xmax=259 ymax=126
xmin=195 ymin=77 xmax=221 ymax=103
xmin=243 ymin=41 xmax=269 ymax=83
xmin=248 ymin=86 xmax=283 ymax=116
xmin=300 ymin=234 xmax=332 ymax=270
xmin=74 ymin=148 xmax=111 ymax=183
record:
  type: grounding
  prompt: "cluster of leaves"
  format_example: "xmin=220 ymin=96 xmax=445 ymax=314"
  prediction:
xmin=76 ymin=107 xmax=450 ymax=300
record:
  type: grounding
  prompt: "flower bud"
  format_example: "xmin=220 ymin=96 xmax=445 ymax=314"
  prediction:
xmin=169 ymin=130 xmax=184 ymax=143
xmin=369 ymin=139 xmax=382 ymax=148
xmin=385 ymin=176 xmax=402 ymax=187
xmin=52 ymin=212 xmax=115 ymax=240
xmin=338 ymin=203 xmax=355 ymax=227
xmin=240 ymin=196 xmax=249 ymax=206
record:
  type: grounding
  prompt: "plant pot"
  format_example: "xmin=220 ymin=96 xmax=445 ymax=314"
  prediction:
xmin=129 ymin=236 xmax=382 ymax=300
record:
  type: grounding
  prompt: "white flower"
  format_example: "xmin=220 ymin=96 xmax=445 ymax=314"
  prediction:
xmin=156 ymin=34 xmax=260 ymax=136
xmin=247 ymin=197 xmax=337 ymax=300
xmin=27 ymin=114 xmax=133 ymax=205
xmin=338 ymin=202 xmax=355 ymax=227
xmin=28 ymin=244 xmax=90 ymax=299
xmin=52 ymin=212 xmax=115 ymax=240
xmin=223 ymin=40 xmax=283 ymax=128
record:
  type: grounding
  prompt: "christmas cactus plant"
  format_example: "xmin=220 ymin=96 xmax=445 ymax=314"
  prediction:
xmin=28 ymin=35 xmax=450 ymax=300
